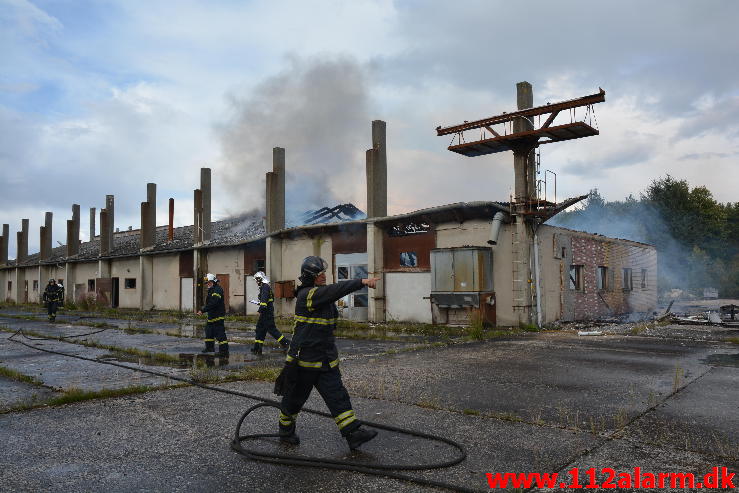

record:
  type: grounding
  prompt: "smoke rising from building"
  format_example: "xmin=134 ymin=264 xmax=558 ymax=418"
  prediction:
xmin=217 ymin=56 xmax=372 ymax=218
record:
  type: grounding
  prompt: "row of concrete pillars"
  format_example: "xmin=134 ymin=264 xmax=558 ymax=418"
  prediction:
xmin=1 ymin=117 xmax=387 ymax=266
xmin=263 ymin=119 xmax=388 ymax=235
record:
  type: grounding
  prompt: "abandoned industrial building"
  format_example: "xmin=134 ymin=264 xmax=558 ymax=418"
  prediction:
xmin=0 ymin=83 xmax=658 ymax=327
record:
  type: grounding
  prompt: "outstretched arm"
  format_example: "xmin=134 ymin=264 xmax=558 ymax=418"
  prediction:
xmin=304 ymin=278 xmax=380 ymax=308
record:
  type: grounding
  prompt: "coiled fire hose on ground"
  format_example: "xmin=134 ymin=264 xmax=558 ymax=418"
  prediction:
xmin=6 ymin=328 xmax=483 ymax=493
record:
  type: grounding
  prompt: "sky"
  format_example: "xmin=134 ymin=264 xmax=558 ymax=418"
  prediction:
xmin=1 ymin=0 xmax=737 ymax=258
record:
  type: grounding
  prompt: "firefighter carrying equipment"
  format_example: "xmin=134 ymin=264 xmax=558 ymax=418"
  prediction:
xmin=201 ymin=281 xmax=228 ymax=355
xmin=42 ymin=281 xmax=63 ymax=321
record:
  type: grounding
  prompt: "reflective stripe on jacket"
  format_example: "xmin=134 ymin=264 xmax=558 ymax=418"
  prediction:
xmin=201 ymin=284 xmax=226 ymax=323
xmin=287 ymin=278 xmax=363 ymax=370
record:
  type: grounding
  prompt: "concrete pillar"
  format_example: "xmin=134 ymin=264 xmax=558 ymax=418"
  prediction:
xmin=40 ymin=226 xmax=48 ymax=260
xmin=19 ymin=219 xmax=28 ymax=261
xmin=272 ymin=147 xmax=285 ymax=231
xmin=511 ymin=82 xmax=536 ymax=326
xmin=367 ymin=222 xmax=385 ymax=322
xmin=100 ymin=210 xmax=110 ymax=255
xmin=0 ymin=224 xmax=8 ymax=265
xmin=140 ymin=201 xmax=152 ymax=249
xmin=39 ymin=212 xmax=52 ymax=260
xmin=90 ymin=207 xmax=96 ymax=241
xmin=200 ymin=168 xmax=211 ymax=242
xmin=265 ymin=236 xmax=282 ymax=316
xmin=193 ymin=189 xmax=202 ymax=244
xmin=194 ymin=247 xmax=208 ymax=310
xmin=147 ymin=183 xmax=156 ymax=244
xmin=105 ymin=195 xmax=114 ymax=251
xmin=265 ymin=172 xmax=275 ymax=233
xmin=13 ymin=267 xmax=22 ymax=303
xmin=168 ymin=198 xmax=174 ymax=242
xmin=66 ymin=220 xmax=77 ymax=256
xmin=365 ymin=149 xmax=375 ymax=217
xmin=65 ymin=262 xmax=75 ymax=304
xmin=370 ymin=120 xmax=388 ymax=217
xmin=139 ymin=255 xmax=154 ymax=310
xmin=72 ymin=204 xmax=80 ymax=251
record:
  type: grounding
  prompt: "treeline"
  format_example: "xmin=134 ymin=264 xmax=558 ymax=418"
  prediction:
xmin=548 ymin=175 xmax=739 ymax=298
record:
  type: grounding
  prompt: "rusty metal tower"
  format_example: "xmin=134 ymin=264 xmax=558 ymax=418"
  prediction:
xmin=436 ymin=82 xmax=605 ymax=326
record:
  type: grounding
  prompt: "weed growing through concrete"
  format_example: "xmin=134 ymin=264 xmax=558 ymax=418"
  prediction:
xmin=0 ymin=365 xmax=45 ymax=386
xmin=462 ymin=408 xmax=481 ymax=416
xmin=672 ymin=366 xmax=684 ymax=392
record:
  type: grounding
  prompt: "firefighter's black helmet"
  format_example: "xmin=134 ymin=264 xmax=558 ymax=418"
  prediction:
xmin=300 ymin=256 xmax=328 ymax=280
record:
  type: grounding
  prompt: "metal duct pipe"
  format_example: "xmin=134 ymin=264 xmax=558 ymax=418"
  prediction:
xmin=487 ymin=212 xmax=506 ymax=245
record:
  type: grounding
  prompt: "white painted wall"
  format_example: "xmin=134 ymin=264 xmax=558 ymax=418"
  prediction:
xmin=385 ymin=272 xmax=433 ymax=324
xmin=152 ymin=254 xmax=180 ymax=310
xmin=111 ymin=258 xmax=140 ymax=308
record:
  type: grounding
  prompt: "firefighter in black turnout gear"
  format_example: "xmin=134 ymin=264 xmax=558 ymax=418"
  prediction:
xmin=275 ymin=256 xmax=379 ymax=450
xmin=197 ymin=273 xmax=229 ymax=356
xmin=42 ymin=279 xmax=63 ymax=321
xmin=250 ymin=271 xmax=290 ymax=355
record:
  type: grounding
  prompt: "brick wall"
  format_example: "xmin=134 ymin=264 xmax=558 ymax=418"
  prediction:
xmin=570 ymin=234 xmax=657 ymax=320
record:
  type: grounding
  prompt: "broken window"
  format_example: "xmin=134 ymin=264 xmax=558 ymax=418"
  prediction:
xmin=337 ymin=266 xmax=349 ymax=280
xmin=569 ymin=265 xmax=584 ymax=291
xmin=254 ymin=259 xmax=265 ymax=273
xmin=641 ymin=269 xmax=647 ymax=289
xmin=7 ymin=281 xmax=11 ymax=292
xmin=124 ymin=278 xmax=137 ymax=289
xmin=597 ymin=266 xmax=609 ymax=291
xmin=88 ymin=279 xmax=95 ymax=292
xmin=399 ymin=251 xmax=418 ymax=267
xmin=33 ymin=280 xmax=38 ymax=291
xmin=622 ymin=268 xmax=633 ymax=291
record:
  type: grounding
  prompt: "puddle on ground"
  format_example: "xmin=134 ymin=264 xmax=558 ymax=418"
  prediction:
xmin=702 ymin=353 xmax=739 ymax=368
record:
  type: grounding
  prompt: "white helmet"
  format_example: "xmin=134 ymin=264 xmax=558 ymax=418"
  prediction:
xmin=204 ymin=273 xmax=217 ymax=283
xmin=254 ymin=271 xmax=269 ymax=284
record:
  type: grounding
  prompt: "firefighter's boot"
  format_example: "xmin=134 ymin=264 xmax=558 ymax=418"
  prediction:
xmin=250 ymin=342 xmax=263 ymax=355
xmin=346 ymin=427 xmax=377 ymax=450
xmin=201 ymin=340 xmax=215 ymax=353
xmin=279 ymin=337 xmax=291 ymax=350
xmin=218 ymin=342 xmax=229 ymax=357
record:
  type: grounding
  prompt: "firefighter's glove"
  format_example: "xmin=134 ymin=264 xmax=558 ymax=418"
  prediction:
xmin=273 ymin=359 xmax=298 ymax=396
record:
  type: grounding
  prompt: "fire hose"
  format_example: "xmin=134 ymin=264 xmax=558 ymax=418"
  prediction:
xmin=6 ymin=327 xmax=483 ymax=493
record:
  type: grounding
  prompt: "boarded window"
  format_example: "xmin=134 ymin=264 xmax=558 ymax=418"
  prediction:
xmin=124 ymin=278 xmax=137 ymax=289
xmin=88 ymin=279 xmax=95 ymax=292
xmin=399 ymin=251 xmax=418 ymax=267
xmin=569 ymin=265 xmax=584 ymax=291
xmin=641 ymin=269 xmax=647 ymax=289
xmin=597 ymin=266 xmax=609 ymax=291
xmin=622 ymin=268 xmax=633 ymax=291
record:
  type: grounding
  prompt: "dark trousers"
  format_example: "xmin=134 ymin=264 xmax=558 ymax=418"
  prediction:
xmin=204 ymin=320 xmax=228 ymax=352
xmin=255 ymin=313 xmax=284 ymax=343
xmin=279 ymin=367 xmax=359 ymax=436
xmin=47 ymin=301 xmax=58 ymax=319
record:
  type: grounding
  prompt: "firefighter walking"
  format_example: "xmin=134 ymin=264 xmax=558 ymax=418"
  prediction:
xmin=275 ymin=256 xmax=379 ymax=450
xmin=42 ymin=278 xmax=63 ymax=321
xmin=250 ymin=271 xmax=290 ymax=355
xmin=197 ymin=273 xmax=229 ymax=357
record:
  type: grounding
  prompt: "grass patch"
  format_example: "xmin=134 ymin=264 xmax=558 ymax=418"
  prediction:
xmin=225 ymin=365 xmax=282 ymax=382
xmin=0 ymin=365 xmax=44 ymax=386
xmin=727 ymin=337 xmax=739 ymax=344
xmin=462 ymin=408 xmax=481 ymax=416
xmin=48 ymin=385 xmax=154 ymax=405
